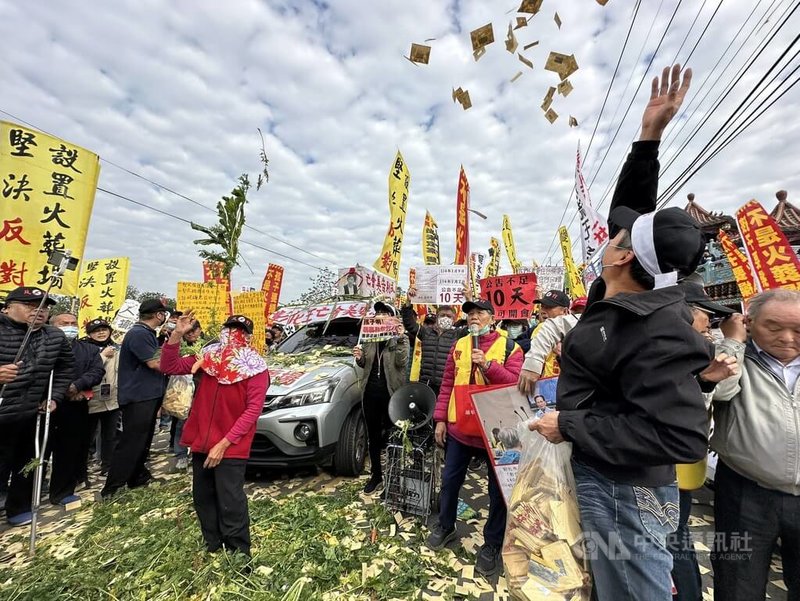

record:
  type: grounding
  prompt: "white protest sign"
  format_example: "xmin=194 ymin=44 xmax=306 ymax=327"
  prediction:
xmin=337 ymin=266 xmax=396 ymax=297
xmin=534 ymin=265 xmax=565 ymax=294
xmin=271 ymin=301 xmax=367 ymax=328
xmin=408 ymin=265 xmax=468 ymax=305
xmin=358 ymin=316 xmax=404 ymax=343
xmin=110 ymin=298 xmax=140 ymax=344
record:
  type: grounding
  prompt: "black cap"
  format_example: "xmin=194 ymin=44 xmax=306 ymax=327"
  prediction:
xmin=139 ymin=298 xmax=172 ymax=315
xmin=373 ymin=301 xmax=397 ymax=316
xmin=682 ymin=282 xmax=735 ymax=316
xmin=462 ymin=299 xmax=495 ymax=314
xmin=167 ymin=308 xmax=183 ymax=317
xmin=534 ymin=289 xmax=570 ymax=308
xmin=608 ymin=207 xmax=705 ymax=289
xmin=223 ymin=315 xmax=254 ymax=334
xmin=3 ymin=286 xmax=56 ymax=306
xmin=85 ymin=318 xmax=112 ymax=334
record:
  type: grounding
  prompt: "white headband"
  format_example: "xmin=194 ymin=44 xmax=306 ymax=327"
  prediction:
xmin=631 ymin=212 xmax=678 ymax=289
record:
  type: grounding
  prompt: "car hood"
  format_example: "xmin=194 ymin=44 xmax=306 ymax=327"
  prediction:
xmin=267 ymin=357 xmax=354 ymax=396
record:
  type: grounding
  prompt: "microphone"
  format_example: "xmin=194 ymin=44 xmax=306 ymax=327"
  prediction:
xmin=469 ymin=323 xmax=480 ymax=351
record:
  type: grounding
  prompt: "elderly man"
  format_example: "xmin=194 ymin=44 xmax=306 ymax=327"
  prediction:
xmin=0 ymin=287 xmax=74 ymax=526
xmin=711 ymin=289 xmax=800 ymax=601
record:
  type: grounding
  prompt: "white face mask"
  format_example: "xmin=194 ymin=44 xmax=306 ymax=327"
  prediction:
xmin=60 ymin=325 xmax=79 ymax=340
xmin=165 ymin=322 xmax=177 ymax=331
xmin=507 ymin=325 xmax=523 ymax=339
xmin=437 ymin=316 xmax=454 ymax=330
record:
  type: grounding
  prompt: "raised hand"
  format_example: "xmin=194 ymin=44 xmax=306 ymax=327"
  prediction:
xmin=173 ymin=310 xmax=196 ymax=337
xmin=640 ymin=64 xmax=692 ymax=141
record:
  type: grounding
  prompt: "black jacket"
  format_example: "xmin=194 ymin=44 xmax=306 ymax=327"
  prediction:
xmin=401 ymin=306 xmax=467 ymax=390
xmin=556 ymin=140 xmax=713 ymax=486
xmin=70 ymin=339 xmax=105 ymax=395
xmin=0 ymin=314 xmax=74 ymax=424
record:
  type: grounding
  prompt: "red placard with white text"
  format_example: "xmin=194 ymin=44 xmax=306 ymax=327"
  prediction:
xmin=479 ymin=273 xmax=538 ymax=320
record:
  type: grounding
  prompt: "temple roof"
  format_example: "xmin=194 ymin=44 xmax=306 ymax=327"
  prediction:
xmin=769 ymin=190 xmax=800 ymax=231
xmin=683 ymin=193 xmax=737 ymax=237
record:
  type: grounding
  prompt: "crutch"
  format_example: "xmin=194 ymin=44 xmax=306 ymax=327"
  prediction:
xmin=29 ymin=370 xmax=55 ymax=556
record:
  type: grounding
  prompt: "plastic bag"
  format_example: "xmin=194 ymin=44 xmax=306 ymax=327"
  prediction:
xmin=503 ymin=423 xmax=591 ymax=601
xmin=162 ymin=375 xmax=195 ymax=419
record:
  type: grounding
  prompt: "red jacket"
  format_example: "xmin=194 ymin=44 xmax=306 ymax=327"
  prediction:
xmin=160 ymin=342 xmax=270 ymax=459
xmin=433 ymin=331 xmax=523 ymax=448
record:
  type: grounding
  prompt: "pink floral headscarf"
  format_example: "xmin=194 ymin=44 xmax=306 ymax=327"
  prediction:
xmin=201 ymin=327 xmax=268 ymax=385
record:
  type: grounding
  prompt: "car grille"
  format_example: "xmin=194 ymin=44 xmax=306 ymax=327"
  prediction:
xmin=249 ymin=434 xmax=278 ymax=459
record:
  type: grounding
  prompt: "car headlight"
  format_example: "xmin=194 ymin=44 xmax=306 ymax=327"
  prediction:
xmin=275 ymin=378 xmax=339 ymax=408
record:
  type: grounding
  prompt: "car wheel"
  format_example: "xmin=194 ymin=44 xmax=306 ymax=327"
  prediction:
xmin=333 ymin=409 xmax=366 ymax=477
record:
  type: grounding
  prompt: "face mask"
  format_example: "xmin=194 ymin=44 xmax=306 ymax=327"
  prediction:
xmin=165 ymin=322 xmax=176 ymax=331
xmin=60 ymin=325 xmax=79 ymax=340
xmin=437 ymin=316 xmax=454 ymax=330
xmin=507 ymin=325 xmax=523 ymax=339
xmin=476 ymin=324 xmax=492 ymax=336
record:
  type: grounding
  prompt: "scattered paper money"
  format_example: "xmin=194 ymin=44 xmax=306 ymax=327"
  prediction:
xmin=409 ymin=43 xmax=431 ymax=64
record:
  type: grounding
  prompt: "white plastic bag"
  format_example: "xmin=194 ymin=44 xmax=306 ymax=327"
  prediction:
xmin=503 ymin=423 xmax=591 ymax=600
xmin=162 ymin=375 xmax=195 ymax=419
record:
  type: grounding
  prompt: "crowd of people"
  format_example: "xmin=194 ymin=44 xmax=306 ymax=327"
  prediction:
xmin=1 ymin=63 xmax=798 ymax=601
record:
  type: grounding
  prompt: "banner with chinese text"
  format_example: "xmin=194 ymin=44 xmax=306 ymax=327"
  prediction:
xmin=271 ymin=301 xmax=367 ymax=328
xmin=479 ymin=273 xmax=538 ymax=320
xmin=358 ymin=316 xmax=404 ymax=343
xmin=469 ymin=252 xmax=486 ymax=298
xmin=261 ymin=263 xmax=284 ymax=323
xmin=337 ymin=266 xmax=396 ymax=297
xmin=736 ymin=200 xmax=800 ymax=292
xmin=232 ymin=290 xmax=267 ymax=353
xmin=202 ymin=260 xmax=232 ymax=314
xmin=422 ymin=210 xmax=440 ymax=265
xmin=77 ymin=257 xmax=130 ymax=329
xmin=177 ymin=282 xmax=230 ymax=331
xmin=374 ymin=151 xmax=410 ymax=281
xmin=408 ymin=265 xmax=468 ymax=305
xmin=485 ymin=237 xmax=501 ymax=277
xmin=574 ymin=144 xmax=609 ymax=266
xmin=558 ymin=226 xmax=587 ymax=298
xmin=718 ymin=230 xmax=756 ymax=301
xmin=0 ymin=121 xmax=100 ymax=295
xmin=535 ymin=265 xmax=565 ymax=294
xmin=455 ymin=167 xmax=469 ymax=265
xmin=502 ymin=215 xmax=523 ymax=274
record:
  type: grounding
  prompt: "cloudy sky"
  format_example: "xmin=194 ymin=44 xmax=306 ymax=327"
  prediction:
xmin=2 ymin=0 xmax=798 ymax=302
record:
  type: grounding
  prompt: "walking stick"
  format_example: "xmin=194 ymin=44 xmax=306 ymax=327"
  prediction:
xmin=29 ymin=370 xmax=55 ymax=556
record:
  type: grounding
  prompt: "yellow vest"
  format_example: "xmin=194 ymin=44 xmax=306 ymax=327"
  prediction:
xmin=447 ymin=335 xmax=516 ymax=422
xmin=531 ymin=321 xmax=561 ymax=378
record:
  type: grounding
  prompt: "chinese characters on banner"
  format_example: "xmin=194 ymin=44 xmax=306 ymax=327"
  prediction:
xmin=261 ymin=263 xmax=284 ymax=323
xmin=422 ymin=210 xmax=441 ymax=265
xmin=455 ymin=167 xmax=470 ymax=265
xmin=469 ymin=251 xmax=486 ymax=297
xmin=736 ymin=200 xmax=800 ymax=291
xmin=77 ymin=257 xmax=130 ymax=329
xmin=718 ymin=230 xmax=756 ymax=300
xmin=485 ymin=237 xmax=501 ymax=277
xmin=534 ymin=265 xmax=565 ymax=294
xmin=558 ymin=226 xmax=587 ymax=298
xmin=176 ymin=282 xmax=230 ymax=331
xmin=479 ymin=273 xmax=538 ymax=320
xmin=110 ymin=299 xmax=140 ymax=344
xmin=0 ymin=121 xmax=100 ymax=295
xmin=574 ymin=143 xmax=609 ymax=267
xmin=337 ymin=266 xmax=396 ymax=297
xmin=271 ymin=301 xmax=367 ymax=328
xmin=232 ymin=290 xmax=267 ymax=352
xmin=202 ymin=260 xmax=232 ymax=314
xmin=502 ymin=215 xmax=523 ymax=274
xmin=359 ymin=316 xmax=404 ymax=343
xmin=374 ymin=151 xmax=411 ymax=281
xmin=408 ymin=265 xmax=468 ymax=305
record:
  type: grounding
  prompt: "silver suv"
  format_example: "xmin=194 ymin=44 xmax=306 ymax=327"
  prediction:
xmin=249 ymin=317 xmax=367 ymax=476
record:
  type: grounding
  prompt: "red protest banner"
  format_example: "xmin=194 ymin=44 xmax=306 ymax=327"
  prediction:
xmin=455 ymin=167 xmax=469 ymax=265
xmin=718 ymin=229 xmax=756 ymax=301
xmin=736 ymin=200 xmax=800 ymax=292
xmin=478 ymin=273 xmax=538 ymax=320
xmin=261 ymin=263 xmax=284 ymax=323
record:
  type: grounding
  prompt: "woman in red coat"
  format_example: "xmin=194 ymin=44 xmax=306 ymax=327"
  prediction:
xmin=160 ymin=312 xmax=269 ymax=557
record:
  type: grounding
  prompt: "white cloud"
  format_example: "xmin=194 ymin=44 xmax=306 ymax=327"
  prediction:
xmin=1 ymin=0 xmax=798 ymax=302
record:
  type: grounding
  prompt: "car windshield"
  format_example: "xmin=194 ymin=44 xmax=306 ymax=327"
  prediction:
xmin=276 ymin=319 xmax=360 ymax=355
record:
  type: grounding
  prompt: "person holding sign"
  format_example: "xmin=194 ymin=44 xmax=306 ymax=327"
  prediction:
xmin=353 ymin=302 xmax=409 ymax=495
xmin=161 ymin=313 xmax=269 ymax=557
xmin=427 ymin=299 xmax=523 ymax=577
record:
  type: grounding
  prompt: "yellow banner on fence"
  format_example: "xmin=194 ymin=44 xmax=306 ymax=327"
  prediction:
xmin=77 ymin=257 xmax=130 ymax=330
xmin=502 ymin=215 xmax=522 ymax=274
xmin=233 ymin=290 xmax=267 ymax=353
xmin=374 ymin=151 xmax=411 ymax=281
xmin=176 ymin=282 xmax=230 ymax=332
xmin=559 ymin=226 xmax=586 ymax=298
xmin=0 ymin=121 xmax=100 ymax=295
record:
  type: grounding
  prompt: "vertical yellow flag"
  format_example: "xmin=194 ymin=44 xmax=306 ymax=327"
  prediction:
xmin=558 ymin=226 xmax=587 ymax=298
xmin=0 ymin=121 xmax=100 ymax=295
xmin=374 ymin=151 xmax=411 ymax=281
xmin=502 ymin=215 xmax=522 ymax=274
xmin=422 ymin=210 xmax=440 ymax=265
xmin=77 ymin=257 xmax=130 ymax=329
xmin=485 ymin=238 xmax=501 ymax=277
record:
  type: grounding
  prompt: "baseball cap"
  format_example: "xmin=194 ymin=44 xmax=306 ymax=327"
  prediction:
xmin=534 ymin=290 xmax=571 ymax=308
xmin=139 ymin=298 xmax=172 ymax=315
xmin=85 ymin=318 xmax=112 ymax=334
xmin=681 ymin=282 xmax=735 ymax=317
xmin=608 ymin=206 xmax=705 ymax=289
xmin=462 ymin=299 xmax=495 ymax=314
xmin=571 ymin=296 xmax=588 ymax=310
xmin=223 ymin=315 xmax=254 ymax=334
xmin=4 ymin=286 xmax=57 ymax=306
xmin=373 ymin=301 xmax=397 ymax=316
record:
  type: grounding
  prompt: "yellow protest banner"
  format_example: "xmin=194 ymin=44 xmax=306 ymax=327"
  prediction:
xmin=422 ymin=210 xmax=440 ymax=265
xmin=0 ymin=121 xmax=100 ymax=295
xmin=176 ymin=282 xmax=230 ymax=332
xmin=374 ymin=151 xmax=411 ymax=281
xmin=485 ymin=238 xmax=501 ymax=277
xmin=77 ymin=257 xmax=130 ymax=330
xmin=558 ymin=226 xmax=586 ymax=298
xmin=502 ymin=215 xmax=522 ymax=274
xmin=233 ymin=291 xmax=267 ymax=353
